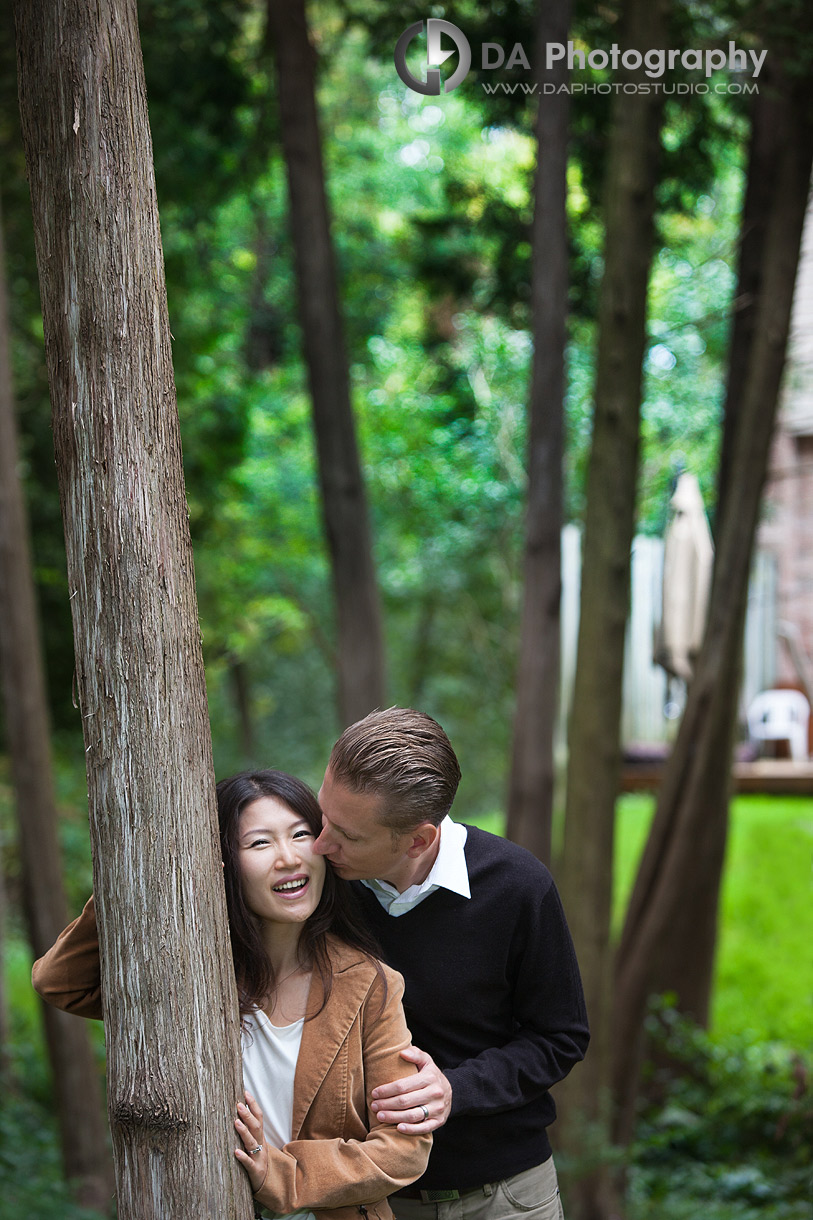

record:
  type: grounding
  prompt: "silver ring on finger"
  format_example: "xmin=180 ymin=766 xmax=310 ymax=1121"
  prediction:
xmin=420 ymin=1105 xmax=429 ymax=1122
xmin=249 ymin=1145 xmax=263 ymax=1155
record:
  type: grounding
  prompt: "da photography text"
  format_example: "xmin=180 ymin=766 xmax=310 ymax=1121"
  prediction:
xmin=394 ymin=19 xmax=767 ymax=97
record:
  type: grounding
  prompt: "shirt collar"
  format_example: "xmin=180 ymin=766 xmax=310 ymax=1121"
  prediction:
xmin=418 ymin=815 xmax=470 ymax=899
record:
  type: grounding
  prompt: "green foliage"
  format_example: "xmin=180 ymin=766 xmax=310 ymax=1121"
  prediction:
xmin=630 ymin=1006 xmax=813 ymax=1220
xmin=0 ymin=1092 xmax=110 ymax=1220
xmin=1 ymin=927 xmax=108 ymax=1220
xmin=0 ymin=756 xmax=95 ymax=922
xmin=140 ymin=0 xmax=255 ymax=211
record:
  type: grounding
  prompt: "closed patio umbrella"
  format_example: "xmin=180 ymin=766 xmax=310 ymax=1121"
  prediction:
xmin=654 ymin=471 xmax=714 ymax=683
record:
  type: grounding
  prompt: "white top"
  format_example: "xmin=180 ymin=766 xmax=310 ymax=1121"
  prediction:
xmin=242 ymin=1011 xmax=314 ymax=1220
xmin=361 ymin=816 xmax=470 ymax=917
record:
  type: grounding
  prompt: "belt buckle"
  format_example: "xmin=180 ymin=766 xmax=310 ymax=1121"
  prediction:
xmin=420 ymin=1190 xmax=461 ymax=1203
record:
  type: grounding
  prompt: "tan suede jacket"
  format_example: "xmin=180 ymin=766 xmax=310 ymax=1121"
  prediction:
xmin=32 ymin=898 xmax=431 ymax=1220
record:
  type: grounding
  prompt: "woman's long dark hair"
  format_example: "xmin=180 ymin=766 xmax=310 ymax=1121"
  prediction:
xmin=218 ymin=769 xmax=385 ymax=1017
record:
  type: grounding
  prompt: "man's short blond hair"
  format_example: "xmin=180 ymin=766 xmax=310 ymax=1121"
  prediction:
xmin=327 ymin=707 xmax=462 ymax=834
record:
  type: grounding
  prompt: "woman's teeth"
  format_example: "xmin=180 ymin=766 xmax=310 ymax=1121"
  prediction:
xmin=273 ymin=879 xmax=307 ymax=893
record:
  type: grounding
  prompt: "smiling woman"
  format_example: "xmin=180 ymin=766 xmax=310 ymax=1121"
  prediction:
xmin=214 ymin=769 xmax=433 ymax=1216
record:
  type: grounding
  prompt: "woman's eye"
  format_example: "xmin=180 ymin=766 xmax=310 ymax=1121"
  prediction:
xmin=293 ymin=829 xmax=313 ymax=839
xmin=249 ymin=838 xmax=269 ymax=848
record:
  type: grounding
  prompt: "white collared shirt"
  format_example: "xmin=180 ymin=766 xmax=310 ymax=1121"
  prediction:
xmin=361 ymin=816 xmax=470 ymax=917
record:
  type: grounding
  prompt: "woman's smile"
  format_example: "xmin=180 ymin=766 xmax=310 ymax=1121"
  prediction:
xmin=272 ymin=874 xmax=310 ymax=897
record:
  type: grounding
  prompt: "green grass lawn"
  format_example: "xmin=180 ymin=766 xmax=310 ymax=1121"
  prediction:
xmin=612 ymin=793 xmax=813 ymax=1046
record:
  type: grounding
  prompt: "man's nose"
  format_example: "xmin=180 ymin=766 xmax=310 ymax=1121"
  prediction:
xmin=313 ymin=825 xmax=331 ymax=855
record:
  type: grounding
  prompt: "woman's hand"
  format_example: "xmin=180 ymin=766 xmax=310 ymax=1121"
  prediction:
xmin=234 ymin=1089 xmax=269 ymax=1194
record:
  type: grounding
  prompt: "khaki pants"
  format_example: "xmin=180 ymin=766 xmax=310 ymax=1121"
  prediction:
xmin=392 ymin=1157 xmax=564 ymax=1220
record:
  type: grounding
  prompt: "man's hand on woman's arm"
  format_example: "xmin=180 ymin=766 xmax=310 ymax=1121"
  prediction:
xmin=370 ymin=1045 xmax=452 ymax=1134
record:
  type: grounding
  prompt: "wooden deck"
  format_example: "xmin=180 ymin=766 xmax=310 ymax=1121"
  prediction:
xmin=621 ymin=759 xmax=813 ymax=794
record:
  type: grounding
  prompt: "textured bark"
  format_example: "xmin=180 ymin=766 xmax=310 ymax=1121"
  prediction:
xmin=612 ymin=72 xmax=813 ymax=1144
xmin=13 ymin=3 xmax=253 ymax=1217
xmin=715 ymin=87 xmax=781 ymax=536
xmin=558 ymin=1 xmax=668 ymax=1215
xmin=0 ymin=193 xmax=113 ymax=1209
xmin=266 ymin=0 xmax=385 ymax=728
xmin=505 ymin=0 xmax=570 ymax=866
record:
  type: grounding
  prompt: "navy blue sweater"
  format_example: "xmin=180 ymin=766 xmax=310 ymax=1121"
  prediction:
xmin=352 ymin=825 xmax=589 ymax=1190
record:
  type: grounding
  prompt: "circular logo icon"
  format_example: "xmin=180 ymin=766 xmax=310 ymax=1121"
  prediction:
xmin=394 ymin=19 xmax=472 ymax=95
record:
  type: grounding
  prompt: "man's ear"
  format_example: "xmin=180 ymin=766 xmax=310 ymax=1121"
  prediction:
xmin=405 ymin=821 xmax=441 ymax=859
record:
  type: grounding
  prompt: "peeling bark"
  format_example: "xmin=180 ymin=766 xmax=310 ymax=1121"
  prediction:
xmin=13 ymin=2 xmax=253 ymax=1215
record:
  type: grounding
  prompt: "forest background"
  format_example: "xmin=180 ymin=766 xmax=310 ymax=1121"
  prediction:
xmin=0 ymin=1 xmax=811 ymax=1219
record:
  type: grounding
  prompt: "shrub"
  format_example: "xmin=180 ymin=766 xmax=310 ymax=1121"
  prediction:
xmin=628 ymin=1000 xmax=813 ymax=1220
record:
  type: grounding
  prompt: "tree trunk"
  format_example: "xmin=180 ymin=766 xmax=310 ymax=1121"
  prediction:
xmin=13 ymin=3 xmax=254 ymax=1217
xmin=407 ymin=594 xmax=437 ymax=709
xmin=266 ymin=0 xmax=386 ymax=728
xmin=0 ymin=830 xmax=10 ymax=1084
xmin=557 ymin=1 xmax=668 ymax=1215
xmin=230 ymin=657 xmax=255 ymax=761
xmin=0 ymin=193 xmax=113 ymax=1209
xmin=505 ymin=0 xmax=570 ymax=866
xmin=612 ymin=69 xmax=813 ymax=1145
xmin=715 ymin=84 xmax=782 ymax=535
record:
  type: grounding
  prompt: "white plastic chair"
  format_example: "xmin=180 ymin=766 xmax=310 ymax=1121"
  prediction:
xmin=747 ymin=689 xmax=810 ymax=761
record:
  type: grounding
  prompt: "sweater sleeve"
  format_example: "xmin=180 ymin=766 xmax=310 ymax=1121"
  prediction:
xmin=254 ymin=971 xmax=432 ymax=1213
xmin=444 ymin=881 xmax=589 ymax=1118
xmin=31 ymin=895 xmax=104 ymax=1020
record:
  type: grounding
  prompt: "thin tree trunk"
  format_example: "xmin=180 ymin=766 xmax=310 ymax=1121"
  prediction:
xmin=230 ymin=657 xmax=255 ymax=760
xmin=13 ymin=3 xmax=254 ymax=1217
xmin=715 ymin=85 xmax=782 ymax=533
xmin=407 ymin=594 xmax=437 ymax=709
xmin=0 ymin=833 xmax=10 ymax=1084
xmin=558 ymin=1 xmax=668 ymax=1215
xmin=612 ymin=70 xmax=813 ymax=1145
xmin=0 ymin=193 xmax=113 ymax=1209
xmin=266 ymin=0 xmax=385 ymax=728
xmin=505 ymin=0 xmax=570 ymax=866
